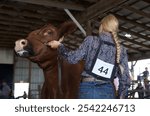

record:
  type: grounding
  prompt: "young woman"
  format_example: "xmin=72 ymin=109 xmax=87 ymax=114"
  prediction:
xmin=48 ymin=14 xmax=131 ymax=99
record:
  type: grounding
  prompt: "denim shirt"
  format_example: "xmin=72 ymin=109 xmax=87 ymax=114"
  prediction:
xmin=58 ymin=32 xmax=131 ymax=97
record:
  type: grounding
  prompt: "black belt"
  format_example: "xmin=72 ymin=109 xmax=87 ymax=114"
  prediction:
xmin=81 ymin=76 xmax=106 ymax=83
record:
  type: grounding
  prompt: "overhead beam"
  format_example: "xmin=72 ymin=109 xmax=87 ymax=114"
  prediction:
xmin=122 ymin=5 xmax=150 ymax=19
xmin=120 ymin=27 xmax=150 ymax=41
xmin=0 ymin=19 xmax=44 ymax=31
xmin=0 ymin=37 xmax=21 ymax=42
xmin=128 ymin=51 xmax=150 ymax=61
xmin=0 ymin=1 xmax=67 ymax=15
xmin=83 ymin=0 xmax=98 ymax=3
xmin=86 ymin=0 xmax=126 ymax=19
xmin=0 ymin=30 xmax=26 ymax=36
xmin=122 ymin=44 xmax=141 ymax=53
xmin=0 ymin=20 xmax=32 ymax=29
xmin=12 ymin=0 xmax=85 ymax=11
xmin=0 ymin=8 xmax=66 ymax=22
xmin=0 ymin=14 xmax=43 ymax=26
xmin=142 ymin=0 xmax=150 ymax=3
xmin=75 ymin=0 xmax=127 ymax=24
xmin=119 ymin=35 xmax=150 ymax=49
xmin=0 ymin=34 xmax=17 ymax=38
xmin=0 ymin=14 xmax=62 ymax=29
xmin=114 ymin=14 xmax=150 ymax=31
xmin=0 ymin=39 xmax=16 ymax=43
xmin=0 ymin=25 xmax=30 ymax=33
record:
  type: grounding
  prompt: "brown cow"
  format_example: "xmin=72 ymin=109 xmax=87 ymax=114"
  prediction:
xmin=14 ymin=22 xmax=83 ymax=99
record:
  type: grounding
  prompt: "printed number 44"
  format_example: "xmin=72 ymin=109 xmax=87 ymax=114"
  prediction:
xmin=98 ymin=66 xmax=108 ymax=75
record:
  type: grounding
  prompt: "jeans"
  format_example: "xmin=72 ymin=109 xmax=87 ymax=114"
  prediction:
xmin=78 ymin=82 xmax=116 ymax=99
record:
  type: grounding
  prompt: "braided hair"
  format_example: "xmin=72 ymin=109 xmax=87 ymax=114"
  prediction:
xmin=99 ymin=14 xmax=124 ymax=74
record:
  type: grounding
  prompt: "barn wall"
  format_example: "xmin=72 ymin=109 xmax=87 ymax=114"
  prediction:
xmin=0 ymin=48 xmax=14 ymax=64
xmin=0 ymin=48 xmax=14 ymax=91
xmin=14 ymin=57 xmax=44 ymax=99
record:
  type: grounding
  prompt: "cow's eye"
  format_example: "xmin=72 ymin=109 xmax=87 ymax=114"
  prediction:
xmin=47 ymin=31 xmax=52 ymax=35
xmin=44 ymin=30 xmax=52 ymax=36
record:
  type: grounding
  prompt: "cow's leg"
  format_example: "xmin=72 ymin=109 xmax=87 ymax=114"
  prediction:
xmin=41 ymin=81 xmax=58 ymax=99
xmin=43 ymin=74 xmax=61 ymax=99
xmin=40 ymin=81 xmax=50 ymax=99
xmin=67 ymin=63 xmax=83 ymax=99
xmin=61 ymin=75 xmax=80 ymax=99
xmin=68 ymin=76 xmax=81 ymax=98
xmin=61 ymin=78 xmax=69 ymax=99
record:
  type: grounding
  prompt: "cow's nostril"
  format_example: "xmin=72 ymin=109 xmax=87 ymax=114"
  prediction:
xmin=21 ymin=41 xmax=26 ymax=45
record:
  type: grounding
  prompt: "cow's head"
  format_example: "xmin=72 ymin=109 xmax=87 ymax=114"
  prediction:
xmin=14 ymin=21 xmax=76 ymax=62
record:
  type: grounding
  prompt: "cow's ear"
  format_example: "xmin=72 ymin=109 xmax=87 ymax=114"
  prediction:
xmin=58 ymin=21 xmax=76 ymax=39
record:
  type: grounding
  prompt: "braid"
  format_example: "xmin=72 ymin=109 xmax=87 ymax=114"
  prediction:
xmin=111 ymin=31 xmax=124 ymax=74
xmin=111 ymin=31 xmax=121 ymax=64
xmin=99 ymin=14 xmax=124 ymax=75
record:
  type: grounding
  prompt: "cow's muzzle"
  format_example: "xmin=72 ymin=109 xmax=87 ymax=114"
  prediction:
xmin=15 ymin=49 xmax=30 ymax=57
xmin=15 ymin=39 xmax=34 ymax=57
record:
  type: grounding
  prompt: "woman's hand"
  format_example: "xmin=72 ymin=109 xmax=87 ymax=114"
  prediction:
xmin=48 ymin=36 xmax=64 ymax=49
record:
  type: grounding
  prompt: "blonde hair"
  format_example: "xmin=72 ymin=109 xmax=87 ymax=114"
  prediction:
xmin=99 ymin=14 xmax=121 ymax=64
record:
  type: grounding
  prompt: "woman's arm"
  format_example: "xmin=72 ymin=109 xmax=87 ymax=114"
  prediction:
xmin=49 ymin=36 xmax=92 ymax=64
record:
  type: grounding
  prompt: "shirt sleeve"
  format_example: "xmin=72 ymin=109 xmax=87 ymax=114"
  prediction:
xmin=58 ymin=36 xmax=92 ymax=64
xmin=118 ymin=47 xmax=131 ymax=98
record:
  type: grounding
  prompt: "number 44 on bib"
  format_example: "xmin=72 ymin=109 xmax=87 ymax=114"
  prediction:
xmin=92 ymin=59 xmax=114 ymax=79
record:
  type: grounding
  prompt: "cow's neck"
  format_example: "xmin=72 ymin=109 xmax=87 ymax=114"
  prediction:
xmin=38 ymin=56 xmax=62 ymax=99
xmin=38 ymin=56 xmax=58 ymax=71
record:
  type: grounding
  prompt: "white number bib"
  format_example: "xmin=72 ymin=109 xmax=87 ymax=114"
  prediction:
xmin=91 ymin=58 xmax=114 ymax=79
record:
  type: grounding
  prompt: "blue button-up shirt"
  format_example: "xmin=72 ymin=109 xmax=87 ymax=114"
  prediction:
xmin=58 ymin=32 xmax=131 ymax=97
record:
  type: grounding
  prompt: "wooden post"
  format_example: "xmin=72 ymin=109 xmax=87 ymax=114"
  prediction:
xmin=28 ymin=60 xmax=32 ymax=99
xmin=86 ymin=20 xmax=92 ymax=36
xmin=130 ymin=61 xmax=137 ymax=80
xmin=131 ymin=62 xmax=134 ymax=80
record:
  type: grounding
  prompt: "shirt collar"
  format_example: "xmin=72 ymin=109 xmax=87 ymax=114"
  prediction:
xmin=99 ymin=32 xmax=111 ymax=37
xmin=99 ymin=32 xmax=114 ymax=43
